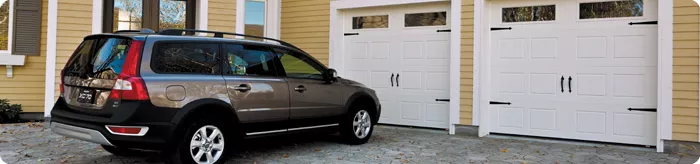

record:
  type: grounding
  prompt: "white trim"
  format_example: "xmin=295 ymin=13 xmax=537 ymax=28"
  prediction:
xmin=472 ymin=0 xmax=483 ymax=127
xmin=45 ymin=0 xmax=58 ymax=117
xmin=287 ymin=123 xmax=339 ymax=131
xmin=0 ymin=54 xmax=24 ymax=66
xmin=331 ymin=0 xmax=448 ymax=10
xmin=265 ymin=0 xmax=280 ymax=39
xmin=92 ymin=0 xmax=102 ymax=34
xmin=448 ymin=0 xmax=462 ymax=134
xmin=245 ymin=124 xmax=339 ymax=135
xmin=197 ymin=0 xmax=208 ymax=31
xmin=658 ymin=0 xmax=672 ymax=152
xmin=476 ymin=0 xmax=490 ymax=137
xmin=235 ymin=0 xmax=245 ymax=38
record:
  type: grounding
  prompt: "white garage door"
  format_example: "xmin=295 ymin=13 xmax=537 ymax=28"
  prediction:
xmin=489 ymin=0 xmax=658 ymax=145
xmin=342 ymin=2 xmax=451 ymax=129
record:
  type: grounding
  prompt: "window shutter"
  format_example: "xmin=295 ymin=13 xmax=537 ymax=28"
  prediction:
xmin=12 ymin=0 xmax=41 ymax=56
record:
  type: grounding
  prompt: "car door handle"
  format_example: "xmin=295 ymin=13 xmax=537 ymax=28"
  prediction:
xmin=233 ymin=84 xmax=251 ymax=92
xmin=294 ymin=85 xmax=307 ymax=92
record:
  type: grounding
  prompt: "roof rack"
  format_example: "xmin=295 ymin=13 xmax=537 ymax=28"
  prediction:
xmin=158 ymin=29 xmax=305 ymax=53
xmin=114 ymin=29 xmax=156 ymax=34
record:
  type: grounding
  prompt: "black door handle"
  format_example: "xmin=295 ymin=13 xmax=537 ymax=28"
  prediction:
xmin=490 ymin=101 xmax=511 ymax=105
xmin=435 ymin=99 xmax=450 ymax=102
xmin=233 ymin=84 xmax=251 ymax=92
xmin=294 ymin=85 xmax=307 ymax=92
xmin=560 ymin=76 xmax=564 ymax=93
xmin=628 ymin=108 xmax=657 ymax=112
xmin=396 ymin=73 xmax=399 ymax=87
xmin=390 ymin=74 xmax=394 ymax=87
xmin=568 ymin=76 xmax=572 ymax=93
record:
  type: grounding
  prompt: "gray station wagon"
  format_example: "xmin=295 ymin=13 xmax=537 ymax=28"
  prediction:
xmin=49 ymin=29 xmax=381 ymax=164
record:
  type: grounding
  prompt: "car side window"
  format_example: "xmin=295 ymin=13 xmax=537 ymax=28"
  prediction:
xmin=274 ymin=48 xmax=325 ymax=80
xmin=222 ymin=44 xmax=277 ymax=76
xmin=151 ymin=43 xmax=220 ymax=74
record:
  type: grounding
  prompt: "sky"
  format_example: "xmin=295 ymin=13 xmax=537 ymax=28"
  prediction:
xmin=245 ymin=0 xmax=265 ymax=25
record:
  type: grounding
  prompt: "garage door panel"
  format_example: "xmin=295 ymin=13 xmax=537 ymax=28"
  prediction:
xmin=531 ymin=38 xmax=558 ymax=59
xmin=489 ymin=0 xmax=657 ymax=145
xmin=530 ymin=108 xmax=557 ymax=131
xmin=576 ymin=36 xmax=608 ymax=59
xmin=344 ymin=2 xmax=451 ymax=129
xmin=529 ymin=73 xmax=559 ymax=95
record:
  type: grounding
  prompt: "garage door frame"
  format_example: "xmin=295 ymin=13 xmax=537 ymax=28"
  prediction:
xmin=329 ymin=0 xmax=463 ymax=133
xmin=473 ymin=0 xmax=673 ymax=152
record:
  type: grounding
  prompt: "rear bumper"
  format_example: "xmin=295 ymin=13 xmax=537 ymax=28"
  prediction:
xmin=50 ymin=97 xmax=179 ymax=150
xmin=51 ymin=122 xmax=114 ymax=146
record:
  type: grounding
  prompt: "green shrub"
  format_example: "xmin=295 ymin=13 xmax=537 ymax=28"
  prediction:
xmin=0 ymin=99 xmax=22 ymax=123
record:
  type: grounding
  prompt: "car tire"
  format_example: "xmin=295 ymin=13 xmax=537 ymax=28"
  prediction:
xmin=101 ymin=145 xmax=144 ymax=157
xmin=339 ymin=105 xmax=374 ymax=145
xmin=168 ymin=118 xmax=231 ymax=164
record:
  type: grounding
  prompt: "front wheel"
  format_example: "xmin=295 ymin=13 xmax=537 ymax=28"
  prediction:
xmin=340 ymin=109 xmax=374 ymax=145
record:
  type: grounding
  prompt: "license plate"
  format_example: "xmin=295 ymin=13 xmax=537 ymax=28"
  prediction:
xmin=77 ymin=88 xmax=96 ymax=104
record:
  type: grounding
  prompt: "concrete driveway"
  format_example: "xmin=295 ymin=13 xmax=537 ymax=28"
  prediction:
xmin=0 ymin=122 xmax=693 ymax=164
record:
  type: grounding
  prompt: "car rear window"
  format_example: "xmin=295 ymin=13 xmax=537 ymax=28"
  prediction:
xmin=63 ymin=37 xmax=132 ymax=79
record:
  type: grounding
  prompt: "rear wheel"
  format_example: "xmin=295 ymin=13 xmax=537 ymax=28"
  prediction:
xmin=169 ymin=118 xmax=230 ymax=164
xmin=340 ymin=108 xmax=374 ymax=145
xmin=101 ymin=145 xmax=144 ymax=157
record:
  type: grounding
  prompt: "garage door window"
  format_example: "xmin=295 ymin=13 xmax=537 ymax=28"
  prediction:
xmin=502 ymin=5 xmax=555 ymax=23
xmin=579 ymin=0 xmax=643 ymax=19
xmin=352 ymin=15 xmax=389 ymax=29
xmin=405 ymin=12 xmax=447 ymax=27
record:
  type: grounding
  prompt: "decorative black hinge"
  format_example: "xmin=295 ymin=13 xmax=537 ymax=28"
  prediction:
xmin=491 ymin=27 xmax=512 ymax=31
xmin=490 ymin=101 xmax=511 ymax=105
xmin=628 ymin=108 xmax=657 ymax=112
xmin=629 ymin=21 xmax=658 ymax=25
xmin=344 ymin=33 xmax=359 ymax=36
xmin=437 ymin=29 xmax=451 ymax=33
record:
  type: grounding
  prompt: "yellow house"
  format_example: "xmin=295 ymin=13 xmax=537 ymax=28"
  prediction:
xmin=0 ymin=0 xmax=699 ymax=154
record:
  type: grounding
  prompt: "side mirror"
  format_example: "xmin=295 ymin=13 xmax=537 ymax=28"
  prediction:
xmin=324 ymin=68 xmax=338 ymax=82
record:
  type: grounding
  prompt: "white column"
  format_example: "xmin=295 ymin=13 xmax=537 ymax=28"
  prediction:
xmin=44 ymin=0 xmax=58 ymax=117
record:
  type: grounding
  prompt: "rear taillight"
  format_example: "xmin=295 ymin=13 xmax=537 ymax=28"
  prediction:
xmin=108 ymin=40 xmax=148 ymax=100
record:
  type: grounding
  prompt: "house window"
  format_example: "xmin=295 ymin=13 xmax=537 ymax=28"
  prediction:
xmin=112 ymin=0 xmax=142 ymax=31
xmin=0 ymin=0 xmax=11 ymax=51
xmin=104 ymin=0 xmax=196 ymax=33
xmin=502 ymin=5 xmax=556 ymax=23
xmin=579 ymin=0 xmax=643 ymax=19
xmin=245 ymin=0 xmax=265 ymax=38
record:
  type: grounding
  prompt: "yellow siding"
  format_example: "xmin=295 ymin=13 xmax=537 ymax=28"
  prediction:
xmin=673 ymin=0 xmax=700 ymax=142
xmin=280 ymin=0 xmax=330 ymax=65
xmin=208 ymin=0 xmax=235 ymax=32
xmin=459 ymin=0 xmax=475 ymax=125
xmin=54 ymin=0 xmax=92 ymax=101
xmin=0 ymin=0 xmax=49 ymax=113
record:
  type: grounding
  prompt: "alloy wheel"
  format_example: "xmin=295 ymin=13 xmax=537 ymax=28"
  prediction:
xmin=189 ymin=125 xmax=224 ymax=164
xmin=352 ymin=110 xmax=372 ymax=139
